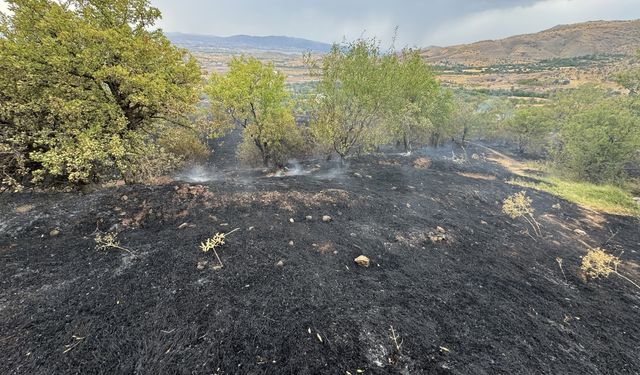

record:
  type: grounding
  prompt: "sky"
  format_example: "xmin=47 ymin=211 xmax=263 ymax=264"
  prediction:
xmin=1 ymin=0 xmax=639 ymax=47
xmin=148 ymin=0 xmax=640 ymax=47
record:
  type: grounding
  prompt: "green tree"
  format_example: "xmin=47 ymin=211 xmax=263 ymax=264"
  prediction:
xmin=385 ymin=49 xmax=449 ymax=151
xmin=555 ymin=96 xmax=640 ymax=183
xmin=306 ymin=39 xmax=391 ymax=161
xmin=0 ymin=0 xmax=202 ymax=188
xmin=205 ymin=56 xmax=301 ymax=167
xmin=504 ymin=106 xmax=552 ymax=154
xmin=426 ymin=89 xmax=455 ymax=146
xmin=616 ymin=51 xmax=640 ymax=96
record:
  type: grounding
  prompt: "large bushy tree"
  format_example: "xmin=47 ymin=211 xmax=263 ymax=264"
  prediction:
xmin=206 ymin=56 xmax=302 ymax=167
xmin=306 ymin=39 xmax=392 ymax=160
xmin=554 ymin=93 xmax=640 ymax=182
xmin=504 ymin=106 xmax=552 ymax=154
xmin=0 ymin=0 xmax=202 ymax=189
xmin=385 ymin=49 xmax=450 ymax=151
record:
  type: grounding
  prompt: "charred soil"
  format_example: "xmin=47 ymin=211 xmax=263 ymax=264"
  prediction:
xmin=1 ymin=148 xmax=639 ymax=374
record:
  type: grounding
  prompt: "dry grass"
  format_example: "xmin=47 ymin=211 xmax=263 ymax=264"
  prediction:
xmin=200 ymin=229 xmax=239 ymax=269
xmin=581 ymin=248 xmax=640 ymax=290
xmin=413 ymin=158 xmax=432 ymax=170
xmin=457 ymin=172 xmax=497 ymax=181
xmin=502 ymin=191 xmax=542 ymax=237
xmin=94 ymin=232 xmax=132 ymax=254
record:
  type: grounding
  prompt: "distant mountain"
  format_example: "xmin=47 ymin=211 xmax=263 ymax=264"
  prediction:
xmin=166 ymin=33 xmax=332 ymax=54
xmin=421 ymin=20 xmax=640 ymax=66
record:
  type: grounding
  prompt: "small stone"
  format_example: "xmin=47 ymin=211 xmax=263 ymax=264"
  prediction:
xmin=437 ymin=226 xmax=446 ymax=233
xmin=49 ymin=229 xmax=60 ymax=237
xmin=574 ymin=229 xmax=587 ymax=236
xmin=197 ymin=260 xmax=208 ymax=270
xmin=178 ymin=222 xmax=189 ymax=229
xmin=276 ymin=260 xmax=285 ymax=267
xmin=121 ymin=195 xmax=128 ymax=201
xmin=322 ymin=215 xmax=333 ymax=223
xmin=15 ymin=204 xmax=34 ymax=214
xmin=633 ymin=197 xmax=640 ymax=204
xmin=354 ymin=255 xmax=370 ymax=268
xmin=305 ymin=215 xmax=313 ymax=221
xmin=480 ymin=220 xmax=488 ymax=225
xmin=354 ymin=172 xmax=362 ymax=178
xmin=289 ymin=218 xmax=295 ymax=223
xmin=288 ymin=241 xmax=294 ymax=246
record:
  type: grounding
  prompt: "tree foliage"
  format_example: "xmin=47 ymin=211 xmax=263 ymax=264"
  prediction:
xmin=0 ymin=0 xmax=203 ymax=189
xmin=553 ymin=93 xmax=640 ymax=182
xmin=306 ymin=40 xmax=453 ymax=159
xmin=206 ymin=56 xmax=302 ymax=167
xmin=306 ymin=39 xmax=393 ymax=159
xmin=503 ymin=105 xmax=552 ymax=154
xmin=616 ymin=51 xmax=640 ymax=96
xmin=384 ymin=49 xmax=447 ymax=150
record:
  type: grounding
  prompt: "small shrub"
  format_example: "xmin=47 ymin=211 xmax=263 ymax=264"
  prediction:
xmin=200 ymin=228 xmax=239 ymax=269
xmin=581 ymin=248 xmax=619 ymax=279
xmin=94 ymin=232 xmax=132 ymax=254
xmin=502 ymin=191 xmax=542 ymax=237
xmin=117 ymin=142 xmax=183 ymax=184
xmin=581 ymin=248 xmax=640 ymax=290
xmin=159 ymin=128 xmax=209 ymax=164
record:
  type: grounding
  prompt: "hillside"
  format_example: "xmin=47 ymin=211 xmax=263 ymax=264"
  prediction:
xmin=2 ymin=146 xmax=639 ymax=374
xmin=166 ymin=33 xmax=332 ymax=54
xmin=421 ymin=20 xmax=640 ymax=66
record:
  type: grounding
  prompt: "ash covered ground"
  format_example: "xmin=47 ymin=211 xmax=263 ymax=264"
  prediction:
xmin=1 ymin=145 xmax=639 ymax=374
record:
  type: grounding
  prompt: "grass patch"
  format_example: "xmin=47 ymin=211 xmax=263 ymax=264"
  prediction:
xmin=508 ymin=175 xmax=640 ymax=216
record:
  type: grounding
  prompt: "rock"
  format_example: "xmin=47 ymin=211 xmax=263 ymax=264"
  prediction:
xmin=49 ymin=229 xmax=60 ymax=237
xmin=354 ymin=172 xmax=362 ymax=178
xmin=178 ymin=222 xmax=189 ymax=229
xmin=574 ymin=229 xmax=587 ymax=236
xmin=121 ymin=195 xmax=128 ymax=201
xmin=354 ymin=255 xmax=370 ymax=268
xmin=288 ymin=241 xmax=294 ymax=246
xmin=428 ymin=227 xmax=448 ymax=242
xmin=276 ymin=260 xmax=285 ymax=267
xmin=289 ymin=218 xmax=295 ymax=223
xmin=322 ymin=215 xmax=333 ymax=223
xmin=480 ymin=220 xmax=488 ymax=225
xmin=15 ymin=204 xmax=35 ymax=214
xmin=305 ymin=215 xmax=313 ymax=221
xmin=633 ymin=197 xmax=640 ymax=204
xmin=196 ymin=260 xmax=208 ymax=270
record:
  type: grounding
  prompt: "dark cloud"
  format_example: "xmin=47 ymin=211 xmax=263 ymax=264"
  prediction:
xmin=149 ymin=0 xmax=638 ymax=46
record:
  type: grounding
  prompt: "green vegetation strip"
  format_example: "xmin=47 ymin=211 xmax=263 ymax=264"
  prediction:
xmin=508 ymin=176 xmax=640 ymax=217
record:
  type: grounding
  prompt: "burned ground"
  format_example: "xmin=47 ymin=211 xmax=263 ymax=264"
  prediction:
xmin=1 ymin=148 xmax=639 ymax=374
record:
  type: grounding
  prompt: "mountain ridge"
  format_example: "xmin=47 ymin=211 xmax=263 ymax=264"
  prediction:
xmin=421 ymin=19 xmax=640 ymax=66
xmin=166 ymin=32 xmax=332 ymax=53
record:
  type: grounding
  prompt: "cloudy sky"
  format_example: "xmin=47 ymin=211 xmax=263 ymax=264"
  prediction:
xmin=1 ymin=0 xmax=639 ymax=47
xmin=147 ymin=0 xmax=640 ymax=47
